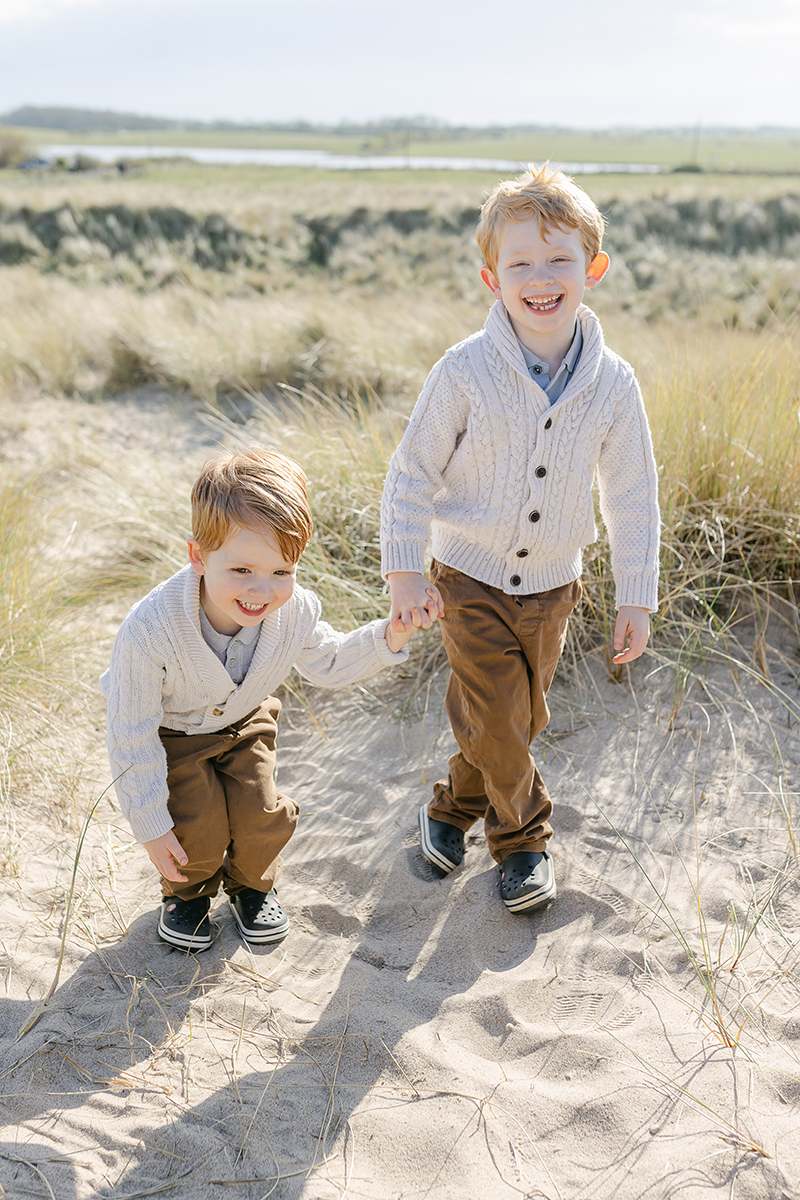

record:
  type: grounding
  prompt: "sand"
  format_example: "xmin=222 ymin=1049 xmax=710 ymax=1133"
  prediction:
xmin=0 ymin=392 xmax=799 ymax=1200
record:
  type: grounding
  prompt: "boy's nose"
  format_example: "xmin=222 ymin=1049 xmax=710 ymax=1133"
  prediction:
xmin=247 ymin=581 xmax=271 ymax=599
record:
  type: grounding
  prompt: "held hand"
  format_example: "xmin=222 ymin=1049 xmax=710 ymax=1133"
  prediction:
xmin=143 ymin=829 xmax=189 ymax=882
xmin=612 ymin=605 xmax=651 ymax=664
xmin=384 ymin=587 xmax=443 ymax=652
xmin=386 ymin=571 xmax=444 ymax=630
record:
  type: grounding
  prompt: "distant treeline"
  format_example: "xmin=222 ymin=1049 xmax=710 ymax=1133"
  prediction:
xmin=3 ymin=106 xmax=798 ymax=137
xmin=0 ymin=106 xmax=553 ymax=135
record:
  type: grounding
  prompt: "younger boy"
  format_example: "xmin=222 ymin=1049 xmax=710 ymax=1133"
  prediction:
xmin=102 ymin=447 xmax=429 ymax=951
xmin=381 ymin=164 xmax=660 ymax=913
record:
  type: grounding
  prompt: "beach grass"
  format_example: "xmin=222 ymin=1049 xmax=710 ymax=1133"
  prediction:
xmin=1 ymin=166 xmax=799 ymax=1200
xmin=0 ymin=172 xmax=798 ymax=863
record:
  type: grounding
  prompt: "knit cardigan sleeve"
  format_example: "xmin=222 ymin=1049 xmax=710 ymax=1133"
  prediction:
xmin=105 ymin=616 xmax=175 ymax=844
xmin=380 ymin=357 xmax=470 ymax=577
xmin=293 ymin=594 xmax=408 ymax=685
xmin=596 ymin=364 xmax=660 ymax=611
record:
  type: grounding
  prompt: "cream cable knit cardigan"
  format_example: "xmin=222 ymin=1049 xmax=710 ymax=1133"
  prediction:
xmin=101 ymin=565 xmax=406 ymax=843
xmin=381 ymin=301 xmax=660 ymax=609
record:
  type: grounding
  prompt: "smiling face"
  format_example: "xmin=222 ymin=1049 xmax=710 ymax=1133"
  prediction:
xmin=480 ymin=218 xmax=609 ymax=366
xmin=188 ymin=524 xmax=297 ymax=636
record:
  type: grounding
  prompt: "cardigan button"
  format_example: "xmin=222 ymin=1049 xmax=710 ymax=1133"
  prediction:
xmin=510 ymin=575 xmax=521 ymax=587
xmin=213 ymin=708 xmax=224 ymax=716
xmin=516 ymin=549 xmax=529 ymax=557
xmin=529 ymin=510 xmax=540 ymax=523
xmin=535 ymin=465 xmax=547 ymax=478
xmin=544 ymin=417 xmax=552 ymax=429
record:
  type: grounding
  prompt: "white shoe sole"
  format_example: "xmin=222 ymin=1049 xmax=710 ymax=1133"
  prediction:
xmin=501 ymin=851 xmax=557 ymax=912
xmin=418 ymin=804 xmax=460 ymax=875
xmin=502 ymin=877 xmax=558 ymax=912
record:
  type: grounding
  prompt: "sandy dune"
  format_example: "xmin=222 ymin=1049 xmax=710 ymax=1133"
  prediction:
xmin=1 ymin=393 xmax=799 ymax=1199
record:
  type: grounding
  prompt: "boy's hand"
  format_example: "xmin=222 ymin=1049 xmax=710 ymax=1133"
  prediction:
xmin=385 ymin=617 xmax=414 ymax=653
xmin=612 ymin=605 xmax=651 ymax=664
xmin=386 ymin=571 xmax=444 ymax=629
xmin=143 ymin=830 xmax=189 ymax=882
xmin=384 ymin=581 xmax=443 ymax=653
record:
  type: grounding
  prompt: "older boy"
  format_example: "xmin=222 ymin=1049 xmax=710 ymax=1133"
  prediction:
xmin=103 ymin=447 xmax=426 ymax=951
xmin=381 ymin=163 xmax=659 ymax=913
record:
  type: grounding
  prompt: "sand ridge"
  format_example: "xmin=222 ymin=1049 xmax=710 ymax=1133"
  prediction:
xmin=0 ymin=393 xmax=799 ymax=1199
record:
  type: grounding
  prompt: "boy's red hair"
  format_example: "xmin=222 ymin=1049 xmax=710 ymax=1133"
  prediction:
xmin=191 ymin=446 xmax=313 ymax=562
xmin=476 ymin=162 xmax=605 ymax=273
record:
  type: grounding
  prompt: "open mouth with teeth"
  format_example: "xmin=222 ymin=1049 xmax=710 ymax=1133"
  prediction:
xmin=236 ymin=599 xmax=269 ymax=616
xmin=524 ymin=294 xmax=563 ymax=312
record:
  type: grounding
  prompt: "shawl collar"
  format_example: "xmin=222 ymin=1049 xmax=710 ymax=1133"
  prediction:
xmin=482 ymin=300 xmax=607 ymax=402
xmin=178 ymin=562 xmax=305 ymax=689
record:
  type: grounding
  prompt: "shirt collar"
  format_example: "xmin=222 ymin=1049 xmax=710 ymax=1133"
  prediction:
xmin=198 ymin=605 xmax=261 ymax=653
xmin=519 ymin=321 xmax=583 ymax=380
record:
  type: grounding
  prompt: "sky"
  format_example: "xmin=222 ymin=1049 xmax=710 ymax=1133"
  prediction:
xmin=0 ymin=0 xmax=798 ymax=129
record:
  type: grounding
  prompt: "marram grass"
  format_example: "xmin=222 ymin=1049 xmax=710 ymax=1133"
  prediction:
xmin=59 ymin=315 xmax=800 ymax=702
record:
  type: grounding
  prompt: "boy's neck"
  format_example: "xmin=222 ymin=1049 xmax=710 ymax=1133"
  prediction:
xmin=510 ymin=320 xmax=575 ymax=377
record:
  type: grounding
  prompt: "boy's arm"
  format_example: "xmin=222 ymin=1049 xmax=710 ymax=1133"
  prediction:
xmin=380 ymin=357 xmax=469 ymax=580
xmin=104 ymin=622 xmax=175 ymax=845
xmin=596 ymin=368 xmax=660 ymax=616
xmin=292 ymin=590 xmax=411 ymax=687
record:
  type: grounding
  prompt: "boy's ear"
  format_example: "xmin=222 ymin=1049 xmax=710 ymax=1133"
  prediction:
xmin=187 ymin=537 xmax=206 ymax=576
xmin=585 ymin=252 xmax=610 ymax=289
xmin=480 ymin=265 xmax=502 ymax=297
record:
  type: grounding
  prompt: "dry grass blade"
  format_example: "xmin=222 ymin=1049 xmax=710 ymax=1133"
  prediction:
xmin=609 ymin=1039 xmax=771 ymax=1158
xmin=15 ymin=780 xmax=121 ymax=1040
xmin=99 ymin=1168 xmax=204 ymax=1199
xmin=585 ymin=786 xmax=774 ymax=1052
xmin=380 ymin=1038 xmax=420 ymax=1096
xmin=0 ymin=1151 xmax=58 ymax=1200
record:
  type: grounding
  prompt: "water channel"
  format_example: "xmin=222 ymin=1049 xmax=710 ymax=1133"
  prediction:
xmin=41 ymin=143 xmax=663 ymax=173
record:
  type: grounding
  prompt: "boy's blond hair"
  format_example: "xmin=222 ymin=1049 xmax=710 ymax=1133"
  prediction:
xmin=191 ymin=446 xmax=313 ymax=562
xmin=476 ymin=162 xmax=605 ymax=274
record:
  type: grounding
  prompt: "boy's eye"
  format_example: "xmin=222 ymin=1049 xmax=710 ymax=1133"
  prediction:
xmin=232 ymin=567 xmax=251 ymax=574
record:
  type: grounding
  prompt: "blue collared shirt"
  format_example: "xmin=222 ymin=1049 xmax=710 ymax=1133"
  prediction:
xmin=519 ymin=322 xmax=583 ymax=404
xmin=199 ymin=606 xmax=261 ymax=684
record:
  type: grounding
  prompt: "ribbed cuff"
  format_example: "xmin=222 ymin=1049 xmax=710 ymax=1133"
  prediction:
xmin=372 ymin=618 xmax=410 ymax=663
xmin=381 ymin=542 xmax=427 ymax=579
xmin=126 ymin=802 xmax=175 ymax=845
xmin=615 ymin=571 xmax=659 ymax=612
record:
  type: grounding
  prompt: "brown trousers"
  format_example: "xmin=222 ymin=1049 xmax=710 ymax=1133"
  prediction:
xmin=158 ymin=698 xmax=298 ymax=901
xmin=428 ymin=562 xmax=581 ymax=862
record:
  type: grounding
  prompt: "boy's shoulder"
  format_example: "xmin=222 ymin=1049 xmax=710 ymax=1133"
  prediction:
xmin=121 ymin=564 xmax=193 ymax=630
xmin=436 ymin=321 xmax=490 ymax=369
xmin=286 ymin=580 xmax=322 ymax=624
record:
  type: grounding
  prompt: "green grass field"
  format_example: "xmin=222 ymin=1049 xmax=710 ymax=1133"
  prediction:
xmin=6 ymin=123 xmax=800 ymax=173
xmin=2 ymin=162 xmax=800 ymax=216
